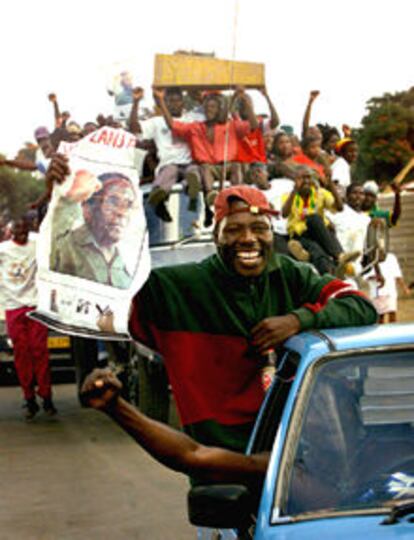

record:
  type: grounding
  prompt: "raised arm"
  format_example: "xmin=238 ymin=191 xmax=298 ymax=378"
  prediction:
xmin=282 ymin=176 xmax=301 ymax=218
xmin=234 ymin=87 xmax=258 ymax=130
xmin=390 ymin=182 xmax=401 ymax=225
xmin=48 ymin=93 xmax=61 ymax=128
xmin=152 ymin=88 xmax=174 ymax=130
xmin=81 ymin=369 xmax=269 ymax=483
xmin=259 ymin=87 xmax=279 ymax=129
xmin=326 ymin=176 xmax=344 ymax=211
xmin=302 ymin=90 xmax=320 ymax=139
xmin=0 ymin=158 xmax=37 ymax=171
xmin=128 ymin=87 xmax=144 ymax=135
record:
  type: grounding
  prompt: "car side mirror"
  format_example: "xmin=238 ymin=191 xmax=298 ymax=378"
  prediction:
xmin=187 ymin=484 xmax=253 ymax=530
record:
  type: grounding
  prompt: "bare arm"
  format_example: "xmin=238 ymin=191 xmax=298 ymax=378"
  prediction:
xmin=236 ymin=87 xmax=258 ymax=130
xmin=397 ymin=277 xmax=411 ymax=296
xmin=260 ymin=87 xmax=279 ymax=129
xmin=0 ymin=158 xmax=37 ymax=171
xmin=128 ymin=87 xmax=144 ymax=135
xmin=81 ymin=369 xmax=268 ymax=483
xmin=48 ymin=93 xmax=61 ymax=128
xmin=282 ymin=178 xmax=301 ymax=218
xmin=326 ymin=177 xmax=343 ymax=211
xmin=302 ymin=90 xmax=320 ymax=139
xmin=153 ymin=88 xmax=174 ymax=130
xmin=390 ymin=183 xmax=401 ymax=225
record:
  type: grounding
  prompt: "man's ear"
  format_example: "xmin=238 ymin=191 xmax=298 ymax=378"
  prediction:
xmin=213 ymin=224 xmax=219 ymax=244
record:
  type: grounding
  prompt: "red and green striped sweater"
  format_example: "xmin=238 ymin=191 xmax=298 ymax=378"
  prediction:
xmin=129 ymin=253 xmax=377 ymax=452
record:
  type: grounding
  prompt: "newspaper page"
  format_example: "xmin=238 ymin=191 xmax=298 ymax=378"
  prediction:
xmin=31 ymin=127 xmax=150 ymax=340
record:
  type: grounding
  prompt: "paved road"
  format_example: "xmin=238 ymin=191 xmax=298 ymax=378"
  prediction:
xmin=0 ymin=384 xmax=195 ymax=540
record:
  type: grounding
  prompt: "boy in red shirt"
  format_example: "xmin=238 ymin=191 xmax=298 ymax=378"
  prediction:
xmin=153 ymin=87 xmax=258 ymax=226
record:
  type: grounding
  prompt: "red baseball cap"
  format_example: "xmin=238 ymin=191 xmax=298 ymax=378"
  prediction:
xmin=214 ymin=185 xmax=278 ymax=224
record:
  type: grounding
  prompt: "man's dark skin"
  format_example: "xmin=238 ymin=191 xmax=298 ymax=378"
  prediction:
xmin=346 ymin=184 xmax=365 ymax=212
xmin=0 ymin=137 xmax=54 ymax=172
xmin=153 ymin=86 xmax=258 ymax=135
xmin=282 ymin=166 xmax=343 ymax=218
xmin=129 ymin=87 xmax=185 ymax=135
xmin=342 ymin=141 xmax=358 ymax=165
xmin=81 ymin=368 xmax=269 ymax=483
xmin=302 ymin=90 xmax=321 ymax=139
xmin=11 ymin=218 xmax=29 ymax=245
xmin=236 ymin=87 xmax=279 ymax=130
xmin=362 ymin=182 xmax=401 ymax=226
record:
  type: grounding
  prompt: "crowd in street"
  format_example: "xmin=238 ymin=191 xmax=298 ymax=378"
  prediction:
xmin=0 ymin=86 xmax=408 ymax=294
xmin=0 ymin=83 xmax=411 ymax=425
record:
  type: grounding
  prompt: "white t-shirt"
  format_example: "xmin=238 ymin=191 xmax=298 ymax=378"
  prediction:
xmin=327 ymin=204 xmax=370 ymax=255
xmin=140 ymin=114 xmax=193 ymax=173
xmin=34 ymin=148 xmax=50 ymax=180
xmin=331 ymin=156 xmax=351 ymax=188
xmin=366 ymin=252 xmax=403 ymax=314
xmin=260 ymin=178 xmax=294 ymax=235
xmin=377 ymin=253 xmax=402 ymax=298
xmin=0 ymin=236 xmax=38 ymax=310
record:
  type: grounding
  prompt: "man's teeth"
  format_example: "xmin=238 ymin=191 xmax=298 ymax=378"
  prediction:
xmin=237 ymin=251 xmax=260 ymax=259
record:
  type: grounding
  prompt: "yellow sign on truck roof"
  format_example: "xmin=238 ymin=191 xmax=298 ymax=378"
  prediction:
xmin=154 ymin=54 xmax=265 ymax=89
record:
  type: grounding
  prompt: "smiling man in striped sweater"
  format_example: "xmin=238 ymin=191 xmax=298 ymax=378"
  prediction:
xmin=124 ymin=185 xmax=377 ymax=458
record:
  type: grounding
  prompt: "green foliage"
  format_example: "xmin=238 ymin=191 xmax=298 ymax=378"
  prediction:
xmin=0 ymin=164 xmax=45 ymax=219
xmin=355 ymin=87 xmax=414 ymax=183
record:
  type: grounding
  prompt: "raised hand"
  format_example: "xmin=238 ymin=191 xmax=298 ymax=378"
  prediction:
xmin=152 ymin=87 xmax=165 ymax=102
xmin=132 ymin=87 xmax=144 ymax=101
xmin=45 ymin=153 xmax=71 ymax=185
xmin=309 ymin=90 xmax=320 ymax=101
xmin=81 ymin=368 xmax=122 ymax=411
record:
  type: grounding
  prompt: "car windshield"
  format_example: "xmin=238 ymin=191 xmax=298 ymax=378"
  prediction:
xmin=277 ymin=350 xmax=414 ymax=518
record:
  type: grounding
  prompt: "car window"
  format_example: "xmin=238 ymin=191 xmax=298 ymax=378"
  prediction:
xmin=275 ymin=350 xmax=414 ymax=519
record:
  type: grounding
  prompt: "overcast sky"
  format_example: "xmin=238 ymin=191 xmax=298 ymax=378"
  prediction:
xmin=1 ymin=0 xmax=412 ymax=156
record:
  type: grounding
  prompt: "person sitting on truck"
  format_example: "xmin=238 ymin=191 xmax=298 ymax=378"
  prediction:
xmin=129 ymin=87 xmax=202 ymax=223
xmin=362 ymin=180 xmax=401 ymax=227
xmin=233 ymin=87 xmax=280 ymax=176
xmin=282 ymin=166 xmax=360 ymax=276
xmin=153 ymin=87 xmax=258 ymax=227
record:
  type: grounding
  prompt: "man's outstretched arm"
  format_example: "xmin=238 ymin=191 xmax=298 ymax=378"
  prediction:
xmin=0 ymin=158 xmax=37 ymax=171
xmin=81 ymin=369 xmax=268 ymax=483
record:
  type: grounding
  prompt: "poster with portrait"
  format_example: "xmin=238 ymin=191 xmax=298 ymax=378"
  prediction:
xmin=32 ymin=127 xmax=150 ymax=339
xmin=106 ymin=64 xmax=152 ymax=124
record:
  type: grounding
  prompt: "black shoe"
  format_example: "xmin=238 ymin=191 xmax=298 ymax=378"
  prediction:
xmin=43 ymin=398 xmax=58 ymax=416
xmin=155 ymin=201 xmax=173 ymax=222
xmin=203 ymin=206 xmax=214 ymax=228
xmin=23 ymin=398 xmax=40 ymax=420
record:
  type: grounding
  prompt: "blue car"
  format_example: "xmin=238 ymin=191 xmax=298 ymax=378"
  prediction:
xmin=190 ymin=323 xmax=414 ymax=539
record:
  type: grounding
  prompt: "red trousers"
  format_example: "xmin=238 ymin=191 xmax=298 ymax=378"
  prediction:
xmin=5 ymin=306 xmax=51 ymax=400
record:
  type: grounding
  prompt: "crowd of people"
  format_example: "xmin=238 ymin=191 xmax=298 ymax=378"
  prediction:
xmin=0 ymin=84 xmax=410 ymax=381
xmin=0 ymin=85 xmax=408 ymax=296
xmin=0 ymin=80 xmax=412 ymax=498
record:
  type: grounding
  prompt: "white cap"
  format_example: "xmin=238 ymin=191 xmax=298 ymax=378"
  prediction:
xmin=363 ymin=180 xmax=379 ymax=196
